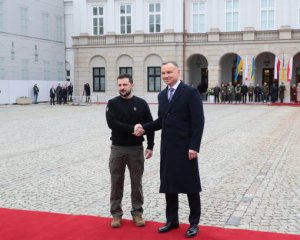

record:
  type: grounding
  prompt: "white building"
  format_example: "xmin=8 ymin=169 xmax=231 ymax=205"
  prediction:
xmin=0 ymin=0 xmax=65 ymax=104
xmin=65 ymin=0 xmax=300 ymax=103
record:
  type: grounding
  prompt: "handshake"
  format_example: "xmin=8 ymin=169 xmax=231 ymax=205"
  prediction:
xmin=133 ymin=123 xmax=145 ymax=137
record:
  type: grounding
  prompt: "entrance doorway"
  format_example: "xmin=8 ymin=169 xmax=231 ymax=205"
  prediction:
xmin=262 ymin=68 xmax=277 ymax=88
xmin=296 ymin=67 xmax=300 ymax=84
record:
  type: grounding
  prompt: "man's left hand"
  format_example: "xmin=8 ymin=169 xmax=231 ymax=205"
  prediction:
xmin=145 ymin=149 xmax=153 ymax=159
xmin=188 ymin=149 xmax=198 ymax=160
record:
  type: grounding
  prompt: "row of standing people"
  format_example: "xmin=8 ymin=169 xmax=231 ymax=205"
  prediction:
xmin=49 ymin=83 xmax=73 ymax=105
xmin=212 ymin=82 xmax=287 ymax=104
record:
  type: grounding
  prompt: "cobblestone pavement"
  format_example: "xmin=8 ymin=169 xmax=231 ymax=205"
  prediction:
xmin=0 ymin=103 xmax=299 ymax=235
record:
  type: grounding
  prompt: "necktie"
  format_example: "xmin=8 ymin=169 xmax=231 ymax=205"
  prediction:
xmin=168 ymin=87 xmax=175 ymax=102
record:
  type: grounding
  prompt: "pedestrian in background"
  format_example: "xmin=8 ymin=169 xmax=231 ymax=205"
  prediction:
xmin=50 ymin=85 xmax=56 ymax=105
xmin=33 ymin=84 xmax=39 ymax=104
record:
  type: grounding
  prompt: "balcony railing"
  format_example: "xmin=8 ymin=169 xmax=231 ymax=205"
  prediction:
xmin=220 ymin=32 xmax=243 ymax=41
xmin=255 ymin=31 xmax=279 ymax=41
xmin=187 ymin=33 xmax=208 ymax=43
xmin=74 ymin=29 xmax=296 ymax=46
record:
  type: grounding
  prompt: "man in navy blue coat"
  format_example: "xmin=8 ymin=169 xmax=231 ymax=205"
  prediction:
xmin=134 ymin=61 xmax=205 ymax=238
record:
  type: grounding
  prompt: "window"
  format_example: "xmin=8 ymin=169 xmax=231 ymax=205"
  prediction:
xmin=149 ymin=3 xmax=161 ymax=33
xmin=119 ymin=67 xmax=132 ymax=75
xmin=226 ymin=0 xmax=239 ymax=31
xmin=66 ymin=70 xmax=70 ymax=81
xmin=56 ymin=16 xmax=63 ymax=41
xmin=120 ymin=4 xmax=132 ymax=34
xmin=93 ymin=6 xmax=104 ymax=35
xmin=57 ymin=62 xmax=64 ymax=81
xmin=147 ymin=67 xmax=161 ymax=92
xmin=0 ymin=57 xmax=4 ymax=80
xmin=261 ymin=0 xmax=274 ymax=29
xmin=0 ymin=0 xmax=4 ymax=31
xmin=42 ymin=13 xmax=49 ymax=39
xmin=21 ymin=59 xmax=29 ymax=80
xmin=192 ymin=2 xmax=206 ymax=33
xmin=20 ymin=6 xmax=28 ymax=35
xmin=43 ymin=61 xmax=51 ymax=80
xmin=93 ymin=67 xmax=105 ymax=92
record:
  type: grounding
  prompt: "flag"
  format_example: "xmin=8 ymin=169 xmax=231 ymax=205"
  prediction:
xmin=250 ymin=57 xmax=255 ymax=81
xmin=234 ymin=56 xmax=244 ymax=81
xmin=274 ymin=56 xmax=280 ymax=80
xmin=287 ymin=57 xmax=293 ymax=82
xmin=281 ymin=55 xmax=285 ymax=81
xmin=244 ymin=56 xmax=249 ymax=80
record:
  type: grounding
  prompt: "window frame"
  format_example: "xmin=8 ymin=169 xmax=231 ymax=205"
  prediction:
xmin=93 ymin=67 xmax=105 ymax=92
xmin=192 ymin=1 xmax=206 ymax=33
xmin=120 ymin=4 xmax=132 ymax=34
xmin=20 ymin=6 xmax=29 ymax=35
xmin=260 ymin=0 xmax=275 ymax=30
xmin=119 ymin=67 xmax=133 ymax=75
xmin=147 ymin=66 xmax=161 ymax=92
xmin=149 ymin=2 xmax=161 ymax=33
xmin=92 ymin=6 xmax=104 ymax=36
xmin=225 ymin=0 xmax=239 ymax=31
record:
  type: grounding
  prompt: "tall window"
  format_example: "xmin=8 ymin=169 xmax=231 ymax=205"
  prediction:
xmin=93 ymin=67 xmax=105 ymax=92
xmin=20 ymin=6 xmax=28 ymax=35
xmin=119 ymin=67 xmax=132 ymax=75
xmin=0 ymin=57 xmax=4 ymax=80
xmin=42 ymin=13 xmax=49 ymax=39
xmin=261 ymin=0 xmax=275 ymax=29
xmin=0 ymin=0 xmax=4 ymax=31
xmin=21 ymin=59 xmax=29 ymax=80
xmin=120 ymin=4 xmax=132 ymax=34
xmin=93 ymin=6 xmax=104 ymax=35
xmin=149 ymin=3 xmax=161 ymax=33
xmin=57 ymin=62 xmax=64 ymax=81
xmin=56 ymin=16 xmax=63 ymax=41
xmin=226 ymin=0 xmax=239 ymax=31
xmin=66 ymin=70 xmax=70 ymax=81
xmin=192 ymin=2 xmax=206 ymax=33
xmin=147 ymin=67 xmax=161 ymax=92
xmin=43 ymin=61 xmax=51 ymax=80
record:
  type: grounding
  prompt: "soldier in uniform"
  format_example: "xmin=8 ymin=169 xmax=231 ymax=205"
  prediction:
xmin=227 ymin=82 xmax=235 ymax=104
xmin=248 ymin=83 xmax=254 ymax=102
xmin=235 ymin=83 xmax=241 ymax=104
xmin=220 ymin=83 xmax=227 ymax=103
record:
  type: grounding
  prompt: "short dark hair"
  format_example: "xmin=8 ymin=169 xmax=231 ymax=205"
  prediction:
xmin=162 ymin=61 xmax=179 ymax=68
xmin=117 ymin=73 xmax=133 ymax=84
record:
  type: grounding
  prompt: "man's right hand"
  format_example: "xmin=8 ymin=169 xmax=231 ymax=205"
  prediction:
xmin=133 ymin=124 xmax=145 ymax=137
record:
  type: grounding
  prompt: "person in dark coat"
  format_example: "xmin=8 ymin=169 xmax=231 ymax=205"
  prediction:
xmin=278 ymin=82 xmax=286 ymax=103
xmin=50 ymin=85 xmax=56 ymax=105
xmin=135 ymin=61 xmax=205 ymax=238
xmin=270 ymin=83 xmax=278 ymax=103
xmin=84 ymin=83 xmax=91 ymax=103
xmin=241 ymin=83 xmax=248 ymax=104
xmin=213 ymin=84 xmax=221 ymax=103
xmin=56 ymin=84 xmax=62 ymax=104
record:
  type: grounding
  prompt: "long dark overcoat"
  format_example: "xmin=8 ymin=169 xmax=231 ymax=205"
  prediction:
xmin=144 ymin=82 xmax=205 ymax=194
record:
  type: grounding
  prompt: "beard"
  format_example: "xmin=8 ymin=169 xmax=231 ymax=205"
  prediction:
xmin=119 ymin=89 xmax=132 ymax=98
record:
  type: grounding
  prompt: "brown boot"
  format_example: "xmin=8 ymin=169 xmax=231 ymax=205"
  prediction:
xmin=133 ymin=215 xmax=145 ymax=227
xmin=111 ymin=217 xmax=121 ymax=228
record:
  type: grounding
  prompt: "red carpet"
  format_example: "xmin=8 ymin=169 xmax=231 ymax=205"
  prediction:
xmin=0 ymin=208 xmax=299 ymax=240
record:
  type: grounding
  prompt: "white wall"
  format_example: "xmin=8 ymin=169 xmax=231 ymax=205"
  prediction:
xmin=0 ymin=0 xmax=65 ymax=104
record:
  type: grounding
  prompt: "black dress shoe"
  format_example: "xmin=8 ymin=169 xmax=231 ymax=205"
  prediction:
xmin=185 ymin=224 xmax=199 ymax=238
xmin=158 ymin=221 xmax=179 ymax=233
